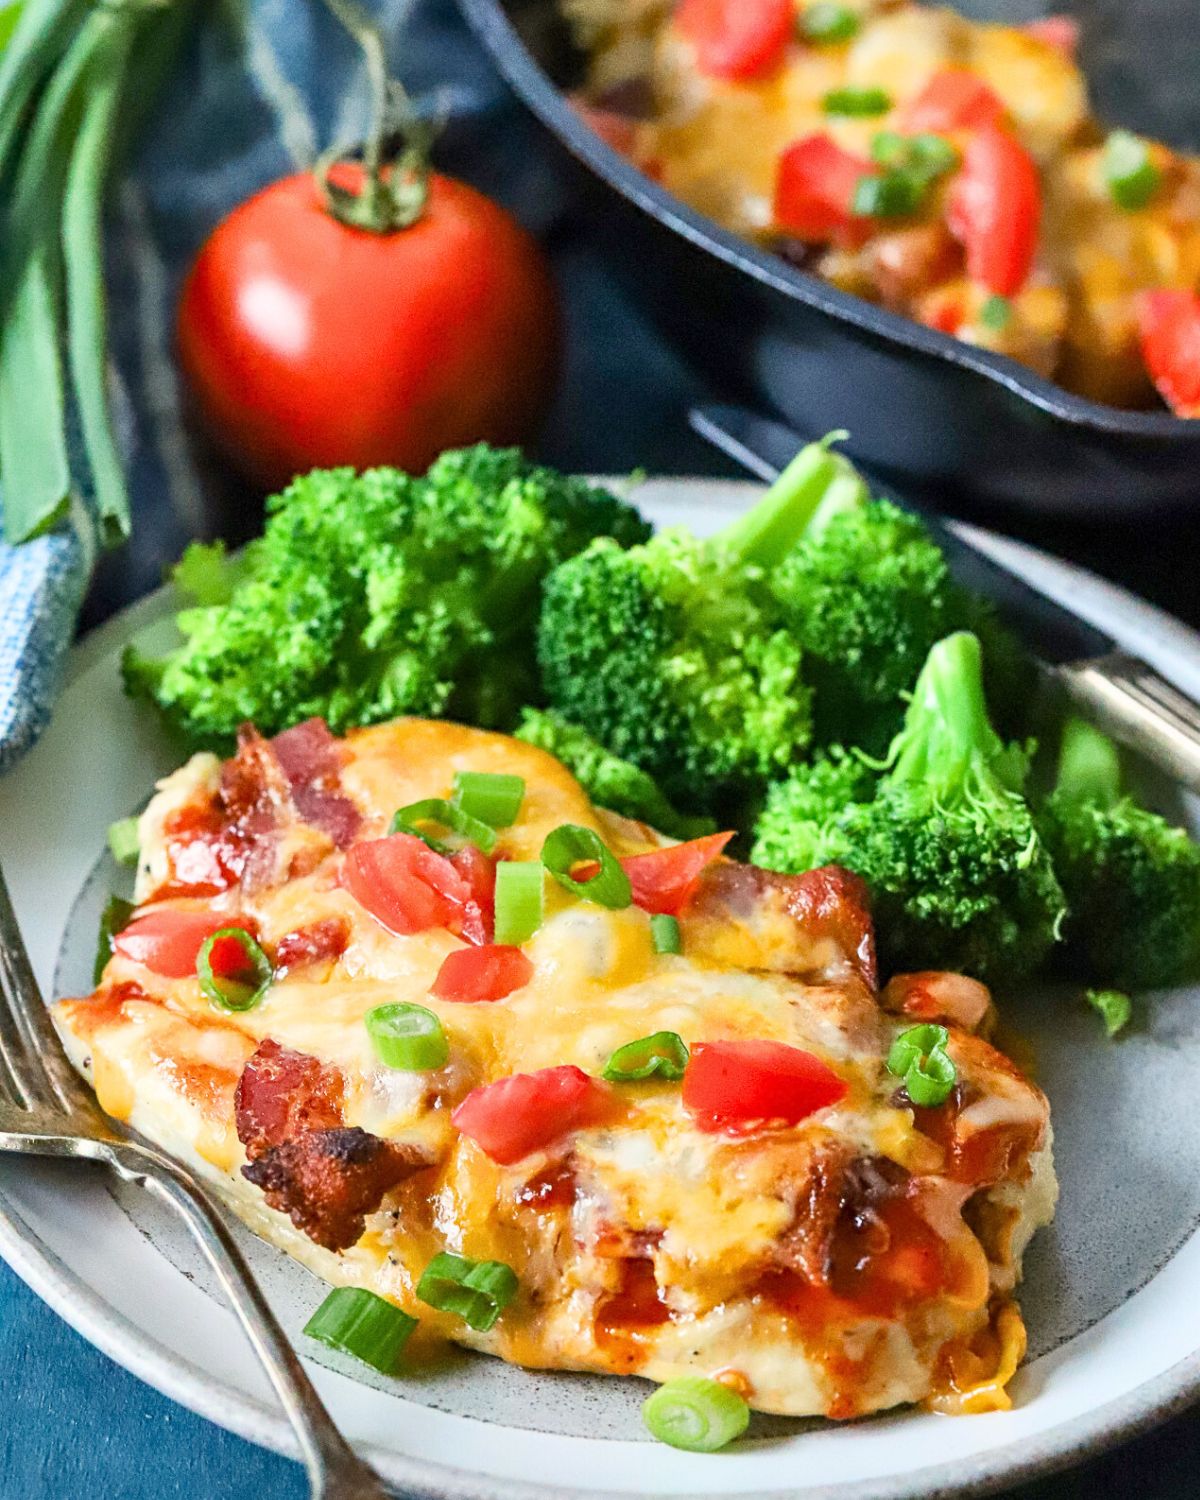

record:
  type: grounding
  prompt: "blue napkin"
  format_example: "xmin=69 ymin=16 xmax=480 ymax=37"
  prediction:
xmin=0 ymin=0 xmax=533 ymax=773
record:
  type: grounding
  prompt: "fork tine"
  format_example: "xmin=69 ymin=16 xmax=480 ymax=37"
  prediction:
xmin=0 ymin=864 xmax=86 ymax=1111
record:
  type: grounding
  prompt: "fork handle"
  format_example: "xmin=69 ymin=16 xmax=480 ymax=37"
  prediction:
xmin=1057 ymin=651 xmax=1200 ymax=798
xmin=105 ymin=1140 xmax=391 ymax=1500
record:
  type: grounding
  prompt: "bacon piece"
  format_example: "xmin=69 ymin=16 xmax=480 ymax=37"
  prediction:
xmin=883 ymin=971 xmax=991 ymax=1032
xmin=273 ymin=918 xmax=350 ymax=977
xmin=234 ymin=1038 xmax=345 ymax=1162
xmin=242 ymin=1128 xmax=432 ymax=1251
xmin=270 ymin=718 xmax=360 ymax=849
xmin=685 ymin=861 xmax=876 ymax=987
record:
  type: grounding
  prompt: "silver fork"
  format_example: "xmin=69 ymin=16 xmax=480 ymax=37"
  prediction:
xmin=0 ymin=864 xmax=391 ymax=1500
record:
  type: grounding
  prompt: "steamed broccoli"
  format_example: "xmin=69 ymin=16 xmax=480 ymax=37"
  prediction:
xmin=752 ymin=632 xmax=1066 ymax=985
xmin=1039 ymin=717 xmax=1200 ymax=989
xmin=515 ymin=708 xmax=716 ymax=840
xmin=537 ymin=436 xmax=865 ymax=809
xmin=123 ymin=446 xmax=650 ymax=748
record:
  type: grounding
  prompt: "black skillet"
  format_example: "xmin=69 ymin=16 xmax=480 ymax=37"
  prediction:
xmin=456 ymin=0 xmax=1200 ymax=521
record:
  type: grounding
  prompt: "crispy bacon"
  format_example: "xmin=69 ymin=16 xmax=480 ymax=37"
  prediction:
xmin=270 ymin=718 xmax=360 ymax=849
xmin=242 ymin=1127 xmax=432 ymax=1251
xmin=883 ymin=971 xmax=992 ymax=1032
xmin=273 ymin=918 xmax=350 ymax=977
xmin=234 ymin=1038 xmax=344 ymax=1161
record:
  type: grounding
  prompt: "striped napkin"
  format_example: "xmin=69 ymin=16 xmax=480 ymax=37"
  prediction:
xmin=0 ymin=0 xmax=537 ymax=773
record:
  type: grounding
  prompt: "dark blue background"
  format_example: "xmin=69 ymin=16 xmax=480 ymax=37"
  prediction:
xmin=9 ymin=0 xmax=1200 ymax=1494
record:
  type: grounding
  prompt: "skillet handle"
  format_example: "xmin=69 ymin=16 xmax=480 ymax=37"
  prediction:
xmin=1056 ymin=652 xmax=1200 ymax=798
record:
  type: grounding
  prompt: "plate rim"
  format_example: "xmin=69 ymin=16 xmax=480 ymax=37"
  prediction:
xmin=4 ymin=477 xmax=1200 ymax=1499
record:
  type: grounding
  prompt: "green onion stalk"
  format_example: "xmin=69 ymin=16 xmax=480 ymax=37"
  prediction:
xmin=0 ymin=0 xmax=197 ymax=547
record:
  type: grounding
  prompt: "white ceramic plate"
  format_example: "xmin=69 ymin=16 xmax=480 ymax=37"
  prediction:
xmin=4 ymin=478 xmax=1200 ymax=1500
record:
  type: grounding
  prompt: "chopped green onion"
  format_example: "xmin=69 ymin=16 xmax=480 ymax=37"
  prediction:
xmin=93 ymin=894 xmax=134 ymax=985
xmin=886 ymin=1022 xmax=956 ymax=1107
xmin=823 ymin=85 xmax=892 ymax=118
xmin=541 ymin=824 xmax=631 ymax=909
xmin=603 ymin=1031 xmax=689 ymax=1083
xmin=870 ymin=129 xmax=908 ymax=167
xmin=196 ymin=928 xmax=273 ymax=1012
xmin=870 ymin=130 xmax=958 ymax=180
xmin=650 ymin=913 xmax=682 ymax=955
xmin=107 ymin=816 xmax=140 ymax=866
xmin=416 ymin=1251 xmax=519 ymax=1332
xmin=1086 ymin=987 xmax=1132 ymax=1038
xmin=800 ymin=2 xmax=859 ymax=43
xmin=391 ymin=798 xmax=496 ymax=855
xmin=303 ymin=1287 xmax=417 ymax=1374
xmin=493 ymin=860 xmax=544 ymax=945
xmin=980 ymin=293 xmax=1013 ymax=331
xmin=1103 ymin=129 xmax=1161 ymax=211
xmin=365 ymin=1002 xmax=449 ymax=1071
xmin=853 ymin=170 xmax=923 ymax=218
xmin=642 ymin=1376 xmax=750 ymax=1452
xmin=453 ymin=771 xmax=525 ymax=829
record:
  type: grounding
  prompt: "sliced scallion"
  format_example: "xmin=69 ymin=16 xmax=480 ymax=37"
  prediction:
xmin=303 ymin=1287 xmax=417 ymax=1374
xmin=852 ymin=170 xmax=922 ymax=218
xmin=801 ymin=2 xmax=859 ymax=43
xmin=650 ymin=913 xmax=682 ymax=955
xmin=541 ymin=825 xmax=631 ymax=909
xmin=642 ymin=1376 xmax=750 ymax=1452
xmin=980 ymin=293 xmax=1013 ymax=330
xmin=823 ymin=85 xmax=891 ymax=118
xmin=196 ymin=928 xmax=272 ymax=1012
xmin=1086 ymin=987 xmax=1132 ymax=1038
xmin=453 ymin=770 xmax=525 ymax=829
xmin=416 ymin=1251 xmax=518 ymax=1332
xmin=886 ymin=1022 xmax=956 ymax=1107
xmin=365 ymin=1002 xmax=449 ymax=1071
xmin=603 ymin=1031 xmax=689 ymax=1084
xmin=493 ymin=860 xmax=544 ymax=945
xmin=107 ymin=816 xmax=140 ymax=865
xmin=1103 ymin=129 xmax=1161 ymax=211
xmin=391 ymin=798 xmax=497 ymax=855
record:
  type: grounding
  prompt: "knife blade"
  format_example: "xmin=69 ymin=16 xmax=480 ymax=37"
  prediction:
xmin=689 ymin=402 xmax=1200 ymax=794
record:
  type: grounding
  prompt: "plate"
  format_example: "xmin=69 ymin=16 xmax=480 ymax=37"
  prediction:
xmin=3 ymin=477 xmax=1200 ymax=1500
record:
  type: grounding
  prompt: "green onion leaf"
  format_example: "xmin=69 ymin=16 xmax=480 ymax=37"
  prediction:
xmin=642 ymin=1376 xmax=750 ymax=1452
xmin=365 ymin=1002 xmax=449 ymax=1071
xmin=93 ymin=894 xmax=134 ymax=985
xmin=1103 ymin=129 xmax=1161 ymax=211
xmin=453 ymin=771 xmax=525 ymax=829
xmin=493 ymin=860 xmax=544 ymax=945
xmin=1086 ymin=987 xmax=1132 ymax=1038
xmin=541 ymin=825 xmax=631 ymax=909
xmin=823 ymin=85 xmax=892 ymax=118
xmin=391 ymin=798 xmax=497 ymax=855
xmin=870 ymin=129 xmax=908 ymax=167
xmin=603 ymin=1031 xmax=689 ymax=1083
xmin=980 ymin=293 xmax=1013 ymax=330
xmin=416 ymin=1251 xmax=519 ymax=1332
xmin=650 ymin=913 xmax=682 ymax=955
xmin=852 ymin=169 xmax=923 ymax=218
xmin=800 ymin=2 xmax=859 ymax=43
xmin=107 ymin=816 xmax=140 ymax=866
xmin=196 ymin=928 xmax=272 ymax=1012
xmin=870 ymin=130 xmax=958 ymax=181
xmin=303 ymin=1287 xmax=417 ymax=1374
xmin=886 ymin=1023 xmax=956 ymax=1107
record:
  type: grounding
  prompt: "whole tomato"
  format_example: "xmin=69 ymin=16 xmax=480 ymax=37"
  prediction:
xmin=177 ymin=165 xmax=561 ymax=490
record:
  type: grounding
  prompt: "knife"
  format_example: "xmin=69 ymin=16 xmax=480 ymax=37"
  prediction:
xmin=690 ymin=403 xmax=1200 ymax=796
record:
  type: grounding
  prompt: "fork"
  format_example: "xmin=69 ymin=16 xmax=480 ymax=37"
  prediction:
xmin=0 ymin=865 xmax=391 ymax=1500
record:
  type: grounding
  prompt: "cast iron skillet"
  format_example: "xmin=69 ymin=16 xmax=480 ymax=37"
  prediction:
xmin=457 ymin=0 xmax=1200 ymax=520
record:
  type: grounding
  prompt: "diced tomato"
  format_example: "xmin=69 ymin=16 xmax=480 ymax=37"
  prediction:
xmin=1137 ymin=290 xmax=1200 ymax=418
xmin=451 ymin=844 xmax=496 ymax=945
xmin=111 ymin=909 xmax=234 ymax=979
xmin=343 ymin=833 xmax=472 ymax=937
xmin=571 ymin=100 xmax=638 ymax=157
xmin=682 ymin=1039 xmax=847 ymax=1132
xmin=432 ymin=945 xmax=534 ymax=1003
xmin=1022 ymin=15 xmax=1079 ymax=56
xmin=622 ymin=831 xmax=734 ymax=916
xmin=946 ymin=125 xmax=1041 ymax=296
xmin=674 ymin=0 xmax=793 ymax=81
xmin=774 ymin=134 xmax=874 ymax=242
xmin=451 ymin=1065 xmax=614 ymax=1164
xmin=900 ymin=69 xmax=1005 ymax=134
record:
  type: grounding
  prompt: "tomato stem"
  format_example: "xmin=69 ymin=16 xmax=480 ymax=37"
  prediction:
xmin=316 ymin=0 xmax=431 ymax=233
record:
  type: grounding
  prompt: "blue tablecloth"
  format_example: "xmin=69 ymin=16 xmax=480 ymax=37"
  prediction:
xmin=6 ymin=0 xmax=1200 ymax=1495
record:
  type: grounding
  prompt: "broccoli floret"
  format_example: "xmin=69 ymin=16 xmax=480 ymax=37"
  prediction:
xmin=1039 ymin=717 xmax=1200 ymax=989
xmin=122 ymin=446 xmax=650 ymax=748
xmin=537 ymin=436 xmax=862 ymax=808
xmin=752 ymin=632 xmax=1066 ymax=985
xmin=515 ymin=708 xmax=716 ymax=840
